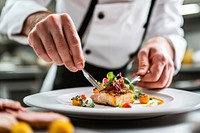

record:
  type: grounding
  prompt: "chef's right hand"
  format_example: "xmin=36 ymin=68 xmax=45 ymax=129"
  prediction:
xmin=22 ymin=12 xmax=85 ymax=72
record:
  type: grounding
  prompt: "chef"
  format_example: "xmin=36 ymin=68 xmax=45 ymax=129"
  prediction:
xmin=0 ymin=0 xmax=186 ymax=91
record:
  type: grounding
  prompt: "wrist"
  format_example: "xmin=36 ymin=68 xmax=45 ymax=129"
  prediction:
xmin=162 ymin=37 xmax=175 ymax=60
xmin=22 ymin=11 xmax=52 ymax=36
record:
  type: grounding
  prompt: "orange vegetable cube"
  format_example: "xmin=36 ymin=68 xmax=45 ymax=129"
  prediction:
xmin=72 ymin=99 xmax=81 ymax=106
xmin=139 ymin=94 xmax=149 ymax=104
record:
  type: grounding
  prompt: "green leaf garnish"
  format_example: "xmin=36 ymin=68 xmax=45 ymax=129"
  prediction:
xmin=134 ymin=89 xmax=142 ymax=100
xmin=90 ymin=101 xmax=95 ymax=108
xmin=107 ymin=72 xmax=115 ymax=80
xmin=124 ymin=78 xmax=131 ymax=84
xmin=129 ymin=84 xmax=134 ymax=90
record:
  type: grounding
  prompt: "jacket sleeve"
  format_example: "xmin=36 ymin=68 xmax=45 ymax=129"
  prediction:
xmin=0 ymin=0 xmax=51 ymax=44
xmin=145 ymin=0 xmax=187 ymax=75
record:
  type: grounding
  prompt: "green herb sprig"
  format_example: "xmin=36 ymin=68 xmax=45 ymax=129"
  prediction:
xmin=134 ymin=89 xmax=142 ymax=100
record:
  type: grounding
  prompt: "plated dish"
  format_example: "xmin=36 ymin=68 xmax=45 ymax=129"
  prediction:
xmin=24 ymin=86 xmax=200 ymax=120
xmin=70 ymin=72 xmax=164 ymax=108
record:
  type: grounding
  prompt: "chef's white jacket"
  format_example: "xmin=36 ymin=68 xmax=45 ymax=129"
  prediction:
xmin=0 ymin=0 xmax=187 ymax=91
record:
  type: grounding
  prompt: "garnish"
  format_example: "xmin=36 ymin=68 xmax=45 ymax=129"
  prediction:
xmin=118 ymin=104 xmax=123 ymax=108
xmin=118 ymin=103 xmax=132 ymax=108
xmin=139 ymin=94 xmax=150 ymax=104
xmin=151 ymin=96 xmax=164 ymax=105
xmin=134 ymin=89 xmax=142 ymax=100
xmin=107 ymin=72 xmax=115 ymax=80
xmin=129 ymin=84 xmax=134 ymax=90
xmin=70 ymin=72 xmax=164 ymax=108
xmin=122 ymin=103 xmax=132 ymax=108
xmin=71 ymin=94 xmax=95 ymax=108
xmin=134 ymin=89 xmax=164 ymax=105
xmin=100 ymin=72 xmax=135 ymax=92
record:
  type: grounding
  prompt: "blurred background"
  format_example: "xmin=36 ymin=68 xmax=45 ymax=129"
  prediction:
xmin=0 ymin=0 xmax=200 ymax=105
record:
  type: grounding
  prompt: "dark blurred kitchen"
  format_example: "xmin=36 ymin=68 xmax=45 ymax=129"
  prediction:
xmin=0 ymin=0 xmax=200 ymax=105
xmin=0 ymin=0 xmax=56 ymax=105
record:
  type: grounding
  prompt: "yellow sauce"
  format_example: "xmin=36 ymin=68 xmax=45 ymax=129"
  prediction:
xmin=152 ymin=96 xmax=164 ymax=105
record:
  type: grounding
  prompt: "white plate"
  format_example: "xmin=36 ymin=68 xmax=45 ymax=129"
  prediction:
xmin=24 ymin=87 xmax=200 ymax=120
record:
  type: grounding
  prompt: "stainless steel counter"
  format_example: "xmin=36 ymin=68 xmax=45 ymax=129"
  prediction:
xmin=0 ymin=65 xmax=47 ymax=98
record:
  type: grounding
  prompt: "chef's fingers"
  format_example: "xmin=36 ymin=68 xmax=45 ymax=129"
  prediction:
xmin=138 ymin=66 xmax=169 ymax=89
xmin=61 ymin=13 xmax=85 ymax=70
xmin=0 ymin=112 xmax=18 ymax=126
xmin=137 ymin=47 xmax=150 ymax=75
xmin=47 ymin=15 xmax=78 ymax=72
xmin=50 ymin=31 xmax=77 ymax=72
xmin=34 ymin=21 xmax=63 ymax=66
xmin=28 ymin=31 xmax=52 ymax=63
xmin=0 ymin=99 xmax=26 ymax=111
xmin=1 ymin=99 xmax=21 ymax=110
xmin=141 ymin=52 xmax=166 ymax=82
xmin=165 ymin=62 xmax=174 ymax=87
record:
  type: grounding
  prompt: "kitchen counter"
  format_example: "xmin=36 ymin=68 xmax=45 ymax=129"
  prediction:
xmin=172 ymin=64 xmax=200 ymax=90
xmin=180 ymin=64 xmax=200 ymax=72
xmin=29 ymin=90 xmax=200 ymax=133
xmin=0 ymin=65 xmax=47 ymax=98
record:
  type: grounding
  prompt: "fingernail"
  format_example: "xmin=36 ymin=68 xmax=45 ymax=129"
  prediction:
xmin=76 ymin=62 xmax=83 ymax=70
xmin=138 ymin=68 xmax=145 ymax=73
xmin=69 ymin=67 xmax=78 ymax=72
xmin=53 ymin=61 xmax=63 ymax=66
xmin=57 ymin=63 xmax=63 ymax=66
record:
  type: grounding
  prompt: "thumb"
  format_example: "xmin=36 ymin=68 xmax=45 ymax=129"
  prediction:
xmin=137 ymin=49 xmax=149 ymax=75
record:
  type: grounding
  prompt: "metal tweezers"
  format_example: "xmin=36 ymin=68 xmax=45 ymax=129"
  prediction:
xmin=82 ymin=69 xmax=141 ymax=91
xmin=130 ymin=75 xmax=141 ymax=85
xmin=82 ymin=69 xmax=104 ymax=91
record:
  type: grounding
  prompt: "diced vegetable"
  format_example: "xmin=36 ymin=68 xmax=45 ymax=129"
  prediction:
xmin=80 ymin=94 xmax=87 ymax=100
xmin=139 ymin=94 xmax=150 ymax=104
xmin=118 ymin=104 xmax=123 ymax=108
xmin=122 ymin=103 xmax=132 ymax=108
xmin=72 ymin=99 xmax=82 ymax=106
xmin=71 ymin=94 xmax=95 ymax=108
xmin=103 ymin=78 xmax=109 ymax=84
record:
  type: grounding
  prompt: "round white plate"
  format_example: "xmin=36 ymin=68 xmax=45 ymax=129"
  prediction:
xmin=24 ymin=87 xmax=200 ymax=120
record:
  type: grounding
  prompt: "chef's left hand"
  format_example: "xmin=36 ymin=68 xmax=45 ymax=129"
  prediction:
xmin=0 ymin=99 xmax=26 ymax=111
xmin=136 ymin=37 xmax=175 ymax=89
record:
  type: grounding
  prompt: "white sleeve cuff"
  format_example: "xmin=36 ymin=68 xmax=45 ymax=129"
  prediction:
xmin=0 ymin=1 xmax=48 ymax=44
xmin=165 ymin=34 xmax=187 ymax=75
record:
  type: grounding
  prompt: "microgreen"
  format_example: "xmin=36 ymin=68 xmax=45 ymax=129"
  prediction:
xmin=134 ymin=89 xmax=142 ymax=100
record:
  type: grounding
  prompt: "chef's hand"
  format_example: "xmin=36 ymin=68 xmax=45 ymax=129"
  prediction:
xmin=0 ymin=113 xmax=18 ymax=132
xmin=136 ymin=37 xmax=175 ymax=89
xmin=0 ymin=99 xmax=26 ymax=111
xmin=22 ymin=12 xmax=85 ymax=72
